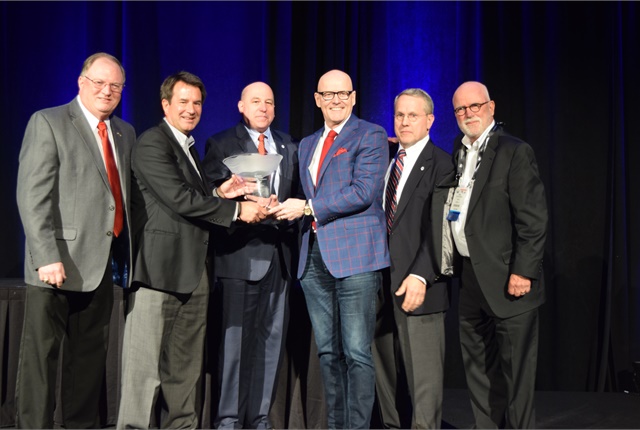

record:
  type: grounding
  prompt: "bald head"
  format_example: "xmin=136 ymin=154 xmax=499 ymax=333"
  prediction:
xmin=317 ymin=69 xmax=353 ymax=92
xmin=452 ymin=81 xmax=490 ymax=106
xmin=314 ymin=69 xmax=356 ymax=128
xmin=238 ymin=81 xmax=275 ymax=133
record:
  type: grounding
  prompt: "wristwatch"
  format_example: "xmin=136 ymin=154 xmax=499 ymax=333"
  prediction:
xmin=303 ymin=201 xmax=312 ymax=216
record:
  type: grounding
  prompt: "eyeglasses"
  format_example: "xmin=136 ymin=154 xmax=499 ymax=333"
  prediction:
xmin=394 ymin=113 xmax=430 ymax=122
xmin=454 ymin=101 xmax=490 ymax=116
xmin=83 ymin=76 xmax=125 ymax=93
xmin=316 ymin=90 xmax=354 ymax=101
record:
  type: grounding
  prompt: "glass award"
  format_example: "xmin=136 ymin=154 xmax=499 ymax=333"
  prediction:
xmin=222 ymin=153 xmax=282 ymax=197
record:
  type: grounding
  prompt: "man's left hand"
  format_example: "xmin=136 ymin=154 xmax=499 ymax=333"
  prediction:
xmin=508 ymin=273 xmax=531 ymax=297
xmin=395 ymin=275 xmax=426 ymax=312
xmin=268 ymin=198 xmax=306 ymax=221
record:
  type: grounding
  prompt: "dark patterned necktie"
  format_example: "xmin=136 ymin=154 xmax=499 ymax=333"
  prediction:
xmin=385 ymin=149 xmax=406 ymax=234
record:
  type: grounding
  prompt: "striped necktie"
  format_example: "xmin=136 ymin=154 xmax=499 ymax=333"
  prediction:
xmin=385 ymin=149 xmax=406 ymax=234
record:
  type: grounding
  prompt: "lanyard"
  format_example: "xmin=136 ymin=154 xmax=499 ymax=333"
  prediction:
xmin=455 ymin=122 xmax=501 ymax=183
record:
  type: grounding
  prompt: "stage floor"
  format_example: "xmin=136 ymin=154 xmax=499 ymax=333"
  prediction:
xmin=442 ymin=389 xmax=640 ymax=429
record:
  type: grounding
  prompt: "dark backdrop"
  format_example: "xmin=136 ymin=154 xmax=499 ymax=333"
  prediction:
xmin=1 ymin=1 xmax=638 ymax=394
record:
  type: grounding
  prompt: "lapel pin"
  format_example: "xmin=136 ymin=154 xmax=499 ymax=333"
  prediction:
xmin=420 ymin=166 xmax=425 ymax=171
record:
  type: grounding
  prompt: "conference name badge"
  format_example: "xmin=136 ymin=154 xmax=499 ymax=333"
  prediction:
xmin=447 ymin=187 xmax=468 ymax=221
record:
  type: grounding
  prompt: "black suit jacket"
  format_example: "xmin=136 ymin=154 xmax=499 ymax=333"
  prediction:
xmin=387 ymin=140 xmax=454 ymax=315
xmin=202 ymin=122 xmax=301 ymax=281
xmin=130 ymin=120 xmax=237 ymax=294
xmin=452 ymin=125 xmax=548 ymax=318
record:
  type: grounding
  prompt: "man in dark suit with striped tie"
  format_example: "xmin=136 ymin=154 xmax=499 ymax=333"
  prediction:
xmin=373 ymin=88 xmax=454 ymax=429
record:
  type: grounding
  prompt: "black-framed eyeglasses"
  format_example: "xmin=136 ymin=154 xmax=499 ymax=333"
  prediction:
xmin=316 ymin=90 xmax=354 ymax=101
xmin=454 ymin=101 xmax=490 ymax=116
xmin=394 ymin=113 xmax=430 ymax=123
xmin=83 ymin=75 xmax=125 ymax=93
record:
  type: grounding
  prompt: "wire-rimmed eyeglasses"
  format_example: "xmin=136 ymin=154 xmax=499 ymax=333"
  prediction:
xmin=83 ymin=75 xmax=125 ymax=93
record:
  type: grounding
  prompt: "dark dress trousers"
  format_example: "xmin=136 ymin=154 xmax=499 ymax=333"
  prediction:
xmin=202 ymin=122 xmax=301 ymax=428
xmin=373 ymin=140 xmax=454 ymax=429
xmin=450 ymin=125 xmax=548 ymax=429
xmin=16 ymin=98 xmax=135 ymax=428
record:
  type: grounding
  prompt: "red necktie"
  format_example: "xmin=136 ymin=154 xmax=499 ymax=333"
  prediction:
xmin=98 ymin=121 xmax=123 ymax=237
xmin=311 ymin=130 xmax=338 ymax=232
xmin=316 ymin=130 xmax=338 ymax=181
xmin=258 ymin=133 xmax=267 ymax=155
xmin=385 ymin=149 xmax=406 ymax=234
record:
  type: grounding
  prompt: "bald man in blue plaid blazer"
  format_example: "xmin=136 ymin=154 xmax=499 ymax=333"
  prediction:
xmin=272 ymin=70 xmax=390 ymax=429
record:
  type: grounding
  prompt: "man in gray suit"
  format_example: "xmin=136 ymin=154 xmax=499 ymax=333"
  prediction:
xmin=202 ymin=81 xmax=301 ymax=429
xmin=117 ymin=72 xmax=266 ymax=429
xmin=15 ymin=52 xmax=135 ymax=428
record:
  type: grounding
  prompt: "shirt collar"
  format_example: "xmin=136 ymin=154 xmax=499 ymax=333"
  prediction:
xmin=323 ymin=114 xmax=351 ymax=137
xmin=245 ymin=125 xmax=272 ymax=144
xmin=163 ymin=117 xmax=194 ymax=150
xmin=397 ymin=134 xmax=430 ymax=158
xmin=77 ymin=95 xmax=110 ymax=131
xmin=462 ymin=120 xmax=495 ymax=151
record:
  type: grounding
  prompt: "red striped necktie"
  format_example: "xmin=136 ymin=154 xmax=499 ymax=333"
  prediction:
xmin=385 ymin=149 xmax=406 ymax=234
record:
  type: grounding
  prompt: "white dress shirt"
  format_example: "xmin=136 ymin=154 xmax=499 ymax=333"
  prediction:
xmin=245 ymin=126 xmax=281 ymax=197
xmin=77 ymin=95 xmax=120 ymax=169
xmin=164 ymin=118 xmax=201 ymax=179
xmin=451 ymin=120 xmax=495 ymax=257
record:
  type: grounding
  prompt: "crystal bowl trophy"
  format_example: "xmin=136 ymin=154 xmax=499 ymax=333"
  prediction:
xmin=223 ymin=153 xmax=283 ymax=197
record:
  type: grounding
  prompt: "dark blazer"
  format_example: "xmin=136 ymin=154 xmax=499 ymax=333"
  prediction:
xmin=202 ymin=122 xmax=301 ymax=281
xmin=17 ymin=98 xmax=135 ymax=291
xmin=452 ymin=125 xmax=548 ymax=318
xmin=387 ymin=140 xmax=454 ymax=315
xmin=298 ymin=115 xmax=390 ymax=279
xmin=130 ymin=120 xmax=237 ymax=294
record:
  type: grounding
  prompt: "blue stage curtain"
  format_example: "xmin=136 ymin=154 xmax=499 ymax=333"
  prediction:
xmin=1 ymin=0 xmax=638 ymax=396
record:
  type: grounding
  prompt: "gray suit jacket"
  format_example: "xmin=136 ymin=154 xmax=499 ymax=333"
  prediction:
xmin=130 ymin=120 xmax=237 ymax=294
xmin=17 ymin=98 xmax=136 ymax=291
xmin=202 ymin=122 xmax=301 ymax=281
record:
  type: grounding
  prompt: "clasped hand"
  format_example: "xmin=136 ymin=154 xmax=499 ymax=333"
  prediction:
xmin=265 ymin=198 xmax=306 ymax=221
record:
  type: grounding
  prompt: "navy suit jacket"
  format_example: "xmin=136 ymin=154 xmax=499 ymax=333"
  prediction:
xmin=298 ymin=115 xmax=390 ymax=279
xmin=387 ymin=140 xmax=454 ymax=315
xmin=202 ymin=122 xmax=301 ymax=281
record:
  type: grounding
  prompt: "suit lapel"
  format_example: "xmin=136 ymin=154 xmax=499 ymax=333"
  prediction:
xmin=393 ymin=142 xmax=433 ymax=224
xmin=235 ymin=122 xmax=258 ymax=154
xmin=467 ymin=136 xmax=497 ymax=216
xmin=316 ymin=115 xmax=358 ymax=186
xmin=301 ymin=128 xmax=323 ymax=197
xmin=271 ymin=130 xmax=290 ymax=197
xmin=110 ymin=118 xmax=131 ymax=201
xmin=159 ymin=121 xmax=208 ymax=195
xmin=68 ymin=100 xmax=112 ymax=193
